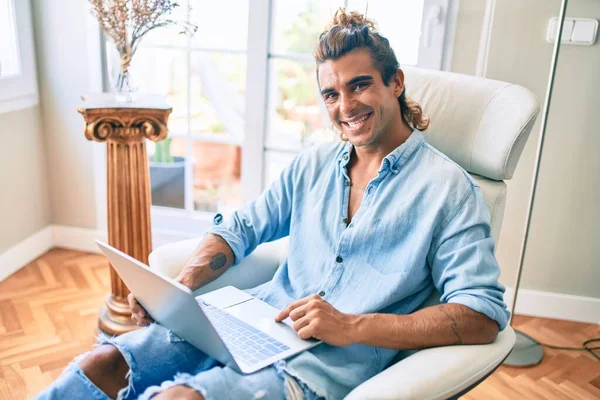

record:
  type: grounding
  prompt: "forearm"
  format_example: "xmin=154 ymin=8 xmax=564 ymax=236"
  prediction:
xmin=353 ymin=303 xmax=499 ymax=350
xmin=175 ymin=233 xmax=235 ymax=291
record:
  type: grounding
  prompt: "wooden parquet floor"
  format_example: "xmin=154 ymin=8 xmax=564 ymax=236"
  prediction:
xmin=0 ymin=249 xmax=111 ymax=399
xmin=0 ymin=248 xmax=599 ymax=399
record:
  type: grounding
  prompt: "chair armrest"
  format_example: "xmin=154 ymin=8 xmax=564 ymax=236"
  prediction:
xmin=148 ymin=238 xmax=285 ymax=295
xmin=345 ymin=326 xmax=516 ymax=400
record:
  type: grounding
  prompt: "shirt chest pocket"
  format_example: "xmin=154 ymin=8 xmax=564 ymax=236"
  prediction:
xmin=353 ymin=218 xmax=410 ymax=275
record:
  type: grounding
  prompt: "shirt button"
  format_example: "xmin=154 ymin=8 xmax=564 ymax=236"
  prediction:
xmin=213 ymin=213 xmax=223 ymax=225
xmin=343 ymin=217 xmax=349 ymax=224
xmin=345 ymin=180 xmax=351 ymax=186
xmin=335 ymin=256 xmax=343 ymax=263
xmin=342 ymin=154 xmax=349 ymax=160
xmin=318 ymin=291 xmax=325 ymax=297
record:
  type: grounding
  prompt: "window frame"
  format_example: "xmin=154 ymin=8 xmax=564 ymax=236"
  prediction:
xmin=137 ymin=3 xmax=253 ymax=237
xmin=418 ymin=0 xmax=460 ymax=72
xmin=0 ymin=0 xmax=39 ymax=114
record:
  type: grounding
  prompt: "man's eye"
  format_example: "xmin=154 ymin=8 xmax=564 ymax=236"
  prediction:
xmin=325 ymin=93 xmax=337 ymax=101
xmin=353 ymin=83 xmax=368 ymax=91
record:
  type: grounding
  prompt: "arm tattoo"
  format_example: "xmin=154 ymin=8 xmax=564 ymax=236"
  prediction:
xmin=209 ymin=253 xmax=227 ymax=271
xmin=439 ymin=305 xmax=463 ymax=345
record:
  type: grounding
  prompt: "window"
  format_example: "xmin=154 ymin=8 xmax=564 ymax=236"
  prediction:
xmin=118 ymin=0 xmax=457 ymax=239
xmin=0 ymin=0 xmax=38 ymax=114
xmin=0 ymin=0 xmax=20 ymax=77
xmin=129 ymin=1 xmax=248 ymax=223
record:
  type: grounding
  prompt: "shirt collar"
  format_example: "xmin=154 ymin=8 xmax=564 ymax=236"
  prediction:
xmin=337 ymin=129 xmax=424 ymax=173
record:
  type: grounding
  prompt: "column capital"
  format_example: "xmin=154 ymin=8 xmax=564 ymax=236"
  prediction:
xmin=78 ymin=107 xmax=172 ymax=143
xmin=78 ymin=93 xmax=172 ymax=143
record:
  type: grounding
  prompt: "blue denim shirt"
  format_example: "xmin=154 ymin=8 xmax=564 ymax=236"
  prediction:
xmin=208 ymin=130 xmax=509 ymax=399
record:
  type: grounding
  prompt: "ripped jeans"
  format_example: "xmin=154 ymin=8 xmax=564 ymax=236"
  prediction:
xmin=35 ymin=323 xmax=322 ymax=400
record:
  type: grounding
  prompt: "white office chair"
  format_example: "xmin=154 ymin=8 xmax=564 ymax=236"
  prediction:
xmin=148 ymin=67 xmax=539 ymax=399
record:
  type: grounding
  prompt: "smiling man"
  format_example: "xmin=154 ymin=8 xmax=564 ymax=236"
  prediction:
xmin=37 ymin=9 xmax=508 ymax=400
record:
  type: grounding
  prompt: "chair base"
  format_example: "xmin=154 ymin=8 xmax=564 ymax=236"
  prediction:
xmin=503 ymin=330 xmax=544 ymax=367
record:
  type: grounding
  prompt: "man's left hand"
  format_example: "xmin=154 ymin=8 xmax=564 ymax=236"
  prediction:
xmin=275 ymin=294 xmax=359 ymax=346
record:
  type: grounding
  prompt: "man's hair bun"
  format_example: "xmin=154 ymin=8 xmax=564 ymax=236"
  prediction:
xmin=327 ymin=8 xmax=376 ymax=32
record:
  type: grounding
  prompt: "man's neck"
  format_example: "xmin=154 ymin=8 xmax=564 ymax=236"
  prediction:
xmin=351 ymin=120 xmax=413 ymax=171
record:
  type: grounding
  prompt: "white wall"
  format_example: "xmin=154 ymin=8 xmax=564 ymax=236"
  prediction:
xmin=510 ymin=0 xmax=600 ymax=299
xmin=0 ymin=106 xmax=51 ymax=253
xmin=31 ymin=0 xmax=98 ymax=230
xmin=453 ymin=0 xmax=600 ymax=300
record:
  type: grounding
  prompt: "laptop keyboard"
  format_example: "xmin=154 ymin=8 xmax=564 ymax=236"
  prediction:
xmin=198 ymin=300 xmax=290 ymax=364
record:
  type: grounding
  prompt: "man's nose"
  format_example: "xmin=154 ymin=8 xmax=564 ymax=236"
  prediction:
xmin=339 ymin=93 xmax=357 ymax=116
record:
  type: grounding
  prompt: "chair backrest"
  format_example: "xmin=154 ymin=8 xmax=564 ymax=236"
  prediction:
xmin=403 ymin=67 xmax=539 ymax=242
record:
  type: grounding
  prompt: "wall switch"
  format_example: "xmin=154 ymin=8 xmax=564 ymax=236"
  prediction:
xmin=547 ymin=17 xmax=598 ymax=46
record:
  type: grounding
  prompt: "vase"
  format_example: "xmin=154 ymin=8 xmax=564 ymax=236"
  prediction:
xmin=105 ymin=40 xmax=138 ymax=103
xmin=114 ymin=69 xmax=137 ymax=103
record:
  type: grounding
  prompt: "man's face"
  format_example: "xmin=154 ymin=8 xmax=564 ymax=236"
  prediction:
xmin=317 ymin=48 xmax=404 ymax=148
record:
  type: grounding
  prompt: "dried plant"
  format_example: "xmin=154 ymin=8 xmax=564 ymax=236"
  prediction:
xmin=89 ymin=0 xmax=197 ymax=73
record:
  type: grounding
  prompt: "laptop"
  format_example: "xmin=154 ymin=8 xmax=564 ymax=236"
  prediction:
xmin=95 ymin=240 xmax=321 ymax=374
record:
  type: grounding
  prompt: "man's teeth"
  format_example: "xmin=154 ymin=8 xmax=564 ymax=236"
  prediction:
xmin=346 ymin=113 xmax=370 ymax=127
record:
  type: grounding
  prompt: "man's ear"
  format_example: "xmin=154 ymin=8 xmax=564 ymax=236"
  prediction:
xmin=391 ymin=69 xmax=405 ymax=97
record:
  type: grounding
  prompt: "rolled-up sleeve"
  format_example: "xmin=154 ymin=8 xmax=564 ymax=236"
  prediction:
xmin=207 ymin=155 xmax=300 ymax=266
xmin=428 ymin=184 xmax=510 ymax=330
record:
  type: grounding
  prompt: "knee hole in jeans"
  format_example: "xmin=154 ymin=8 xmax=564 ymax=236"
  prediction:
xmin=79 ymin=344 xmax=130 ymax=396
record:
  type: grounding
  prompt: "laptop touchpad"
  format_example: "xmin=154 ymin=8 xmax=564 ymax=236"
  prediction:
xmin=197 ymin=286 xmax=254 ymax=309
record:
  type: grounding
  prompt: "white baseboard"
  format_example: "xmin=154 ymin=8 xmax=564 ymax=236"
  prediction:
xmin=0 ymin=226 xmax=53 ymax=282
xmin=505 ymin=287 xmax=600 ymax=325
xmin=2 ymin=225 xmax=599 ymax=325
xmin=0 ymin=225 xmax=189 ymax=283
xmin=51 ymin=225 xmax=108 ymax=254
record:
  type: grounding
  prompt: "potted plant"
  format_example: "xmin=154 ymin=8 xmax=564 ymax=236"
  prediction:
xmin=149 ymin=137 xmax=188 ymax=209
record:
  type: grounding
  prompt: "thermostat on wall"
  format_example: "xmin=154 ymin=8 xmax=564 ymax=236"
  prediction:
xmin=547 ymin=17 xmax=598 ymax=45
